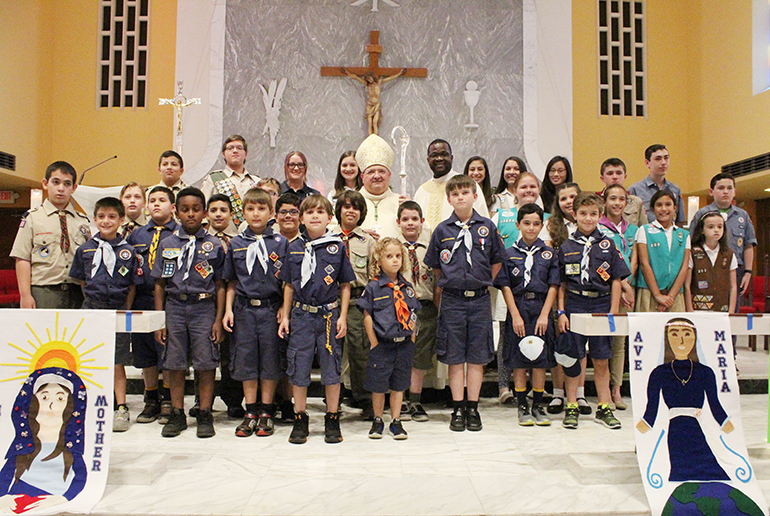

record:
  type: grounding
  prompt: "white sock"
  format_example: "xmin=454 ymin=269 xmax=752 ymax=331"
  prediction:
xmin=552 ymin=388 xmax=564 ymax=399
xmin=577 ymin=387 xmax=585 ymax=399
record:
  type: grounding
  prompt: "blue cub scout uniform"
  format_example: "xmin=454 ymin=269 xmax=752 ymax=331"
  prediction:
xmin=223 ymin=226 xmax=287 ymax=300
xmin=494 ymin=238 xmax=560 ymax=369
xmin=150 ymin=228 xmax=225 ymax=296
xmin=127 ymin=219 xmax=179 ymax=295
xmin=357 ymin=274 xmax=422 ymax=341
xmin=69 ymin=234 xmax=139 ymax=308
xmin=424 ymin=210 xmax=507 ymax=366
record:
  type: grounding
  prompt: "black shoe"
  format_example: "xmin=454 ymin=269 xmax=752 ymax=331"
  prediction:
xmin=368 ymin=417 xmax=384 ymax=439
xmin=279 ymin=400 xmax=295 ymax=424
xmin=466 ymin=407 xmax=483 ymax=431
xmin=361 ymin=402 xmax=375 ymax=422
xmin=157 ymin=400 xmax=173 ymax=424
xmin=188 ymin=401 xmax=201 ymax=418
xmin=227 ymin=405 xmax=246 ymax=419
xmin=389 ymin=419 xmax=408 ymax=440
xmin=256 ymin=411 xmax=275 ymax=437
xmin=577 ymin=398 xmax=592 ymax=415
xmin=288 ymin=412 xmax=309 ymax=444
xmin=196 ymin=409 xmax=216 ymax=438
xmin=161 ymin=408 xmax=187 ymax=437
xmin=235 ymin=413 xmax=257 ymax=437
xmin=449 ymin=408 xmax=466 ymax=432
xmin=136 ymin=399 xmax=161 ymax=423
xmin=324 ymin=412 xmax=343 ymax=444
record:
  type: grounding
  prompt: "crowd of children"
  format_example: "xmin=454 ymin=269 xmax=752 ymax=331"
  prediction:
xmin=10 ymin=140 xmax=757 ymax=442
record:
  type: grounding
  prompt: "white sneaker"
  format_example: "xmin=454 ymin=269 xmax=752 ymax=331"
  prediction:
xmin=114 ymin=406 xmax=130 ymax=432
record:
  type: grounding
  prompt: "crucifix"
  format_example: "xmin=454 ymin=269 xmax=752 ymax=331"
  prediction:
xmin=321 ymin=30 xmax=427 ymax=136
xmin=159 ymin=81 xmax=201 ymax=155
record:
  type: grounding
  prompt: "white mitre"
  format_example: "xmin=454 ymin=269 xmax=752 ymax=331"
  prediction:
xmin=355 ymin=134 xmax=394 ymax=172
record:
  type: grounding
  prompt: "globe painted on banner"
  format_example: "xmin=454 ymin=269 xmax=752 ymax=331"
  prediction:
xmin=663 ymin=482 xmax=763 ymax=516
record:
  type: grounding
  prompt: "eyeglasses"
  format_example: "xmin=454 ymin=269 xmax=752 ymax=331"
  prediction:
xmin=225 ymin=145 xmax=245 ymax=151
xmin=549 ymin=168 xmax=567 ymax=174
xmin=287 ymin=163 xmax=306 ymax=169
xmin=277 ymin=209 xmax=299 ymax=216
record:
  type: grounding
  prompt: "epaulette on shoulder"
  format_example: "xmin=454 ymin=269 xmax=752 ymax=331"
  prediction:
xmin=75 ymin=210 xmax=90 ymax=221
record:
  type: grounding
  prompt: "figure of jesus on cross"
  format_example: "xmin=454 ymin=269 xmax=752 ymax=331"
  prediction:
xmin=322 ymin=31 xmax=427 ymax=136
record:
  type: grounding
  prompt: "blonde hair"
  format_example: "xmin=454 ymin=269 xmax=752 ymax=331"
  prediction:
xmin=369 ymin=237 xmax=409 ymax=278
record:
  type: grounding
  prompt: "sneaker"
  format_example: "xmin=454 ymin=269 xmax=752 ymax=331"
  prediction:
xmin=256 ymin=411 xmax=274 ymax=437
xmin=161 ymin=407 xmax=187 ymax=437
xmin=532 ymin=403 xmax=551 ymax=426
xmin=562 ymin=404 xmax=579 ymax=429
xmin=227 ymin=405 xmax=246 ymax=419
xmin=279 ymin=400 xmax=295 ymax=424
xmin=449 ymin=408 xmax=466 ymax=432
xmin=157 ymin=400 xmax=173 ymax=425
xmin=400 ymin=401 xmax=412 ymax=421
xmin=188 ymin=401 xmax=201 ymax=418
xmin=595 ymin=405 xmax=621 ymax=429
xmin=389 ymin=419 xmax=408 ymax=440
xmin=324 ymin=412 xmax=343 ymax=444
xmin=196 ymin=409 xmax=216 ymax=438
xmin=136 ymin=399 xmax=160 ymax=423
xmin=499 ymin=390 xmax=514 ymax=405
xmin=368 ymin=417 xmax=384 ymax=439
xmin=410 ymin=402 xmax=429 ymax=422
xmin=517 ymin=403 xmax=535 ymax=426
xmin=288 ymin=412 xmax=309 ymax=444
xmin=113 ymin=406 xmax=130 ymax=432
xmin=577 ymin=397 xmax=592 ymax=415
xmin=236 ymin=413 xmax=257 ymax=437
xmin=466 ymin=407 xmax=482 ymax=431
xmin=360 ymin=402 xmax=375 ymax=422
xmin=547 ymin=396 xmax=564 ymax=414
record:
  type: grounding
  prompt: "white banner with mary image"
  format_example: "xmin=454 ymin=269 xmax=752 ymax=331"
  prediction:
xmin=629 ymin=312 xmax=767 ymax=516
xmin=0 ymin=310 xmax=115 ymax=515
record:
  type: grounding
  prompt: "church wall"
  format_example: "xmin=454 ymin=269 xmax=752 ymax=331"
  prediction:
xmin=572 ymin=0 xmax=702 ymax=195
xmin=0 ymin=0 xmax=55 ymax=184
xmin=46 ymin=0 xmax=177 ymax=188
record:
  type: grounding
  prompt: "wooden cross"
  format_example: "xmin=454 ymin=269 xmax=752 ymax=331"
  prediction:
xmin=321 ymin=30 xmax=427 ymax=136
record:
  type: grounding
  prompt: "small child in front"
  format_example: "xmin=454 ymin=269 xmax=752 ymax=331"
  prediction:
xmin=494 ymin=203 xmax=559 ymax=427
xmin=278 ymin=195 xmax=355 ymax=444
xmin=556 ymin=192 xmax=629 ymax=430
xmin=152 ymin=187 xmax=226 ymax=439
xmin=425 ymin=175 xmax=507 ymax=432
xmin=222 ymin=188 xmax=288 ymax=437
xmin=685 ymin=211 xmax=737 ymax=314
xmin=69 ymin=197 xmax=138 ymax=432
xmin=358 ymin=237 xmax=421 ymax=440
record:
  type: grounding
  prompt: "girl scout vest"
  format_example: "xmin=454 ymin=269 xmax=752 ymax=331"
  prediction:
xmin=497 ymin=208 xmax=549 ymax=249
xmin=690 ymin=246 xmax=733 ymax=312
xmin=637 ymin=224 xmax=688 ymax=292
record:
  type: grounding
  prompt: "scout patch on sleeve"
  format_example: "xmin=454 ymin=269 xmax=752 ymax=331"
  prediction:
xmin=324 ymin=264 xmax=335 ymax=274
xmin=405 ymin=286 xmax=415 ymax=298
xmin=324 ymin=275 xmax=334 ymax=285
xmin=326 ymin=243 xmax=339 ymax=255
xmin=18 ymin=218 xmax=25 ymax=228
xmin=440 ymin=249 xmax=452 ymax=264
xmin=597 ymin=266 xmax=610 ymax=281
xmin=541 ymin=250 xmax=552 ymax=260
xmin=79 ymin=225 xmax=91 ymax=239
xmin=119 ymin=249 xmax=131 ymax=261
xmin=118 ymin=266 xmax=129 ymax=277
xmin=162 ymin=260 xmax=176 ymax=278
xmin=477 ymin=225 xmax=489 ymax=237
xmin=202 ymin=241 xmax=214 ymax=252
xmin=270 ymin=252 xmax=278 ymax=261
xmin=565 ymin=263 xmax=580 ymax=275
xmin=599 ymin=239 xmax=610 ymax=250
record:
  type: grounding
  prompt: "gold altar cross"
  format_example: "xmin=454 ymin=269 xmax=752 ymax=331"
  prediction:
xmin=159 ymin=81 xmax=201 ymax=154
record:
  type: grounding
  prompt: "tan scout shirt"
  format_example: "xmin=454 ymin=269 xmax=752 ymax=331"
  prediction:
xmin=119 ymin=211 xmax=148 ymax=239
xmin=329 ymin=225 xmax=375 ymax=289
xmin=10 ymin=199 xmax=91 ymax=286
xmin=624 ymin=194 xmax=648 ymax=229
xmin=398 ymin=228 xmax=435 ymax=301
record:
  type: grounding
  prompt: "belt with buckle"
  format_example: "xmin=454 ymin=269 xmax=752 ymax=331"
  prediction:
xmin=39 ymin=283 xmax=74 ymax=291
xmin=567 ymin=289 xmax=609 ymax=298
xmin=241 ymin=296 xmax=280 ymax=307
xmin=174 ymin=293 xmax=213 ymax=302
xmin=386 ymin=336 xmax=407 ymax=343
xmin=293 ymin=300 xmax=340 ymax=313
xmin=444 ymin=287 xmax=489 ymax=298
xmin=518 ymin=292 xmax=545 ymax=300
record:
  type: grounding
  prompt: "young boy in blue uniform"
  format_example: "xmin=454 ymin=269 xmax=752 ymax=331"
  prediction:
xmin=152 ymin=187 xmax=226 ymax=439
xmin=222 ymin=188 xmax=288 ymax=438
xmin=494 ymin=203 xmax=559 ymax=427
xmin=556 ymin=192 xmax=629 ymax=430
xmin=358 ymin=237 xmax=421 ymax=440
xmin=127 ymin=186 xmax=178 ymax=424
xmin=69 ymin=197 xmax=139 ymax=432
xmin=425 ymin=175 xmax=507 ymax=432
xmin=278 ymin=195 xmax=355 ymax=444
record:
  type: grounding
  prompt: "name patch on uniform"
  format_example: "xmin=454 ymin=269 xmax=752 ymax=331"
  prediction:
xmin=326 ymin=243 xmax=339 ymax=255
xmin=477 ymin=226 xmax=489 ymax=237
xmin=599 ymin=239 xmax=610 ymax=250
xmin=440 ymin=249 xmax=452 ymax=264
xmin=119 ymin=249 xmax=131 ymax=261
xmin=324 ymin=264 xmax=335 ymax=274
xmin=324 ymin=275 xmax=334 ymax=285
xmin=118 ymin=266 xmax=129 ymax=277
xmin=162 ymin=260 xmax=176 ymax=278
xmin=202 ymin=241 xmax=214 ymax=252
xmin=162 ymin=249 xmax=181 ymax=259
xmin=565 ymin=263 xmax=580 ymax=275
xmin=39 ymin=246 xmax=50 ymax=258
xmin=541 ymin=250 xmax=552 ymax=260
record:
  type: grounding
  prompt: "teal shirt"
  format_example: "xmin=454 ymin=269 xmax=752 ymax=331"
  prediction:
xmin=638 ymin=223 xmax=688 ymax=292
xmin=496 ymin=207 xmax=549 ymax=249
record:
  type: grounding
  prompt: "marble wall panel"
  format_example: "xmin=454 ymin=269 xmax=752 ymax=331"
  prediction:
xmin=222 ymin=0 xmax=524 ymax=196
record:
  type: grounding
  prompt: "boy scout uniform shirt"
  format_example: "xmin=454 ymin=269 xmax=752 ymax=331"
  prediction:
xmin=10 ymin=199 xmax=91 ymax=286
xmin=558 ymin=228 xmax=630 ymax=293
xmin=328 ymin=225 xmax=375 ymax=289
xmin=69 ymin=234 xmax=139 ymax=306
xmin=279 ymin=233 xmax=356 ymax=306
xmin=690 ymin=202 xmax=757 ymax=270
xmin=127 ymin=219 xmax=179 ymax=294
xmin=208 ymin=226 xmax=237 ymax=248
xmin=150 ymin=228 xmax=225 ymax=297
xmin=398 ymin=230 xmax=435 ymax=301
xmin=119 ymin=212 xmax=147 ymax=239
xmin=357 ymin=274 xmax=421 ymax=341
xmin=494 ymin=238 xmax=559 ymax=295
xmin=424 ymin=210 xmax=507 ymax=290
xmin=223 ymin=227 xmax=288 ymax=300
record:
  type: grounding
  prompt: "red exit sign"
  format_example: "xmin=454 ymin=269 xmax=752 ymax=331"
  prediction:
xmin=0 ymin=190 xmax=17 ymax=203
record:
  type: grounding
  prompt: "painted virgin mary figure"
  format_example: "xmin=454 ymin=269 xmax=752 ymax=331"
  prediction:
xmin=0 ymin=367 xmax=88 ymax=514
xmin=636 ymin=317 xmax=734 ymax=482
